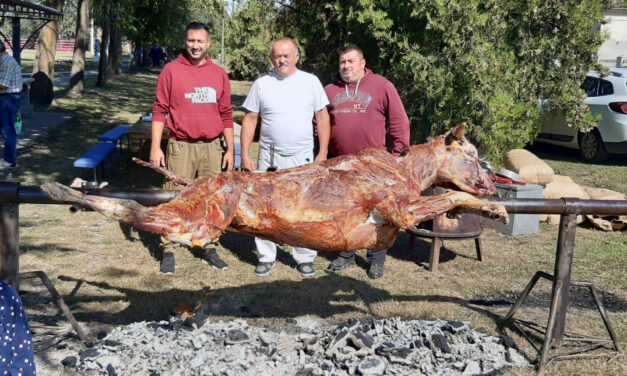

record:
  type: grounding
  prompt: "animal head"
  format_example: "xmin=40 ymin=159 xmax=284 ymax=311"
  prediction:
xmin=432 ymin=123 xmax=496 ymax=197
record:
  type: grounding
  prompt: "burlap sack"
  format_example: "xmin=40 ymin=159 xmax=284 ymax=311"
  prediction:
xmin=583 ymin=186 xmax=627 ymax=231
xmin=539 ymin=176 xmax=589 ymax=224
xmin=504 ymin=149 xmax=554 ymax=186
xmin=583 ymin=187 xmax=627 ymax=201
xmin=551 ymin=175 xmax=574 ymax=184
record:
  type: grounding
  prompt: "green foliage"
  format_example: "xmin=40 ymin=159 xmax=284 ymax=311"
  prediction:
xmin=95 ymin=0 xmax=188 ymax=50
xmin=0 ymin=0 xmax=77 ymax=44
xmin=186 ymin=0 xmax=228 ymax=59
xmin=226 ymin=0 xmax=277 ymax=80
xmin=276 ymin=0 xmax=613 ymax=163
xmin=92 ymin=0 xmax=225 ymax=58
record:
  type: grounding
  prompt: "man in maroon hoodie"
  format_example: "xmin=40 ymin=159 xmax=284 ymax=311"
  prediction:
xmin=149 ymin=22 xmax=234 ymax=272
xmin=324 ymin=45 xmax=410 ymax=279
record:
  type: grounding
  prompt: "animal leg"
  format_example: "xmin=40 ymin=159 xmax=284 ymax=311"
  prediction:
xmin=132 ymin=158 xmax=193 ymax=186
xmin=406 ymin=191 xmax=507 ymax=228
xmin=41 ymin=180 xmax=241 ymax=247
xmin=374 ymin=190 xmax=507 ymax=229
xmin=41 ymin=182 xmax=189 ymax=236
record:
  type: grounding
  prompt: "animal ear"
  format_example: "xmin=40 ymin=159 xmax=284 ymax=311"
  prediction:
xmin=451 ymin=122 xmax=466 ymax=140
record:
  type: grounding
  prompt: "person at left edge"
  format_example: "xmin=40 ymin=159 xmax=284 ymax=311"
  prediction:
xmin=150 ymin=22 xmax=234 ymax=271
xmin=0 ymin=42 xmax=22 ymax=168
xmin=0 ymin=279 xmax=37 ymax=375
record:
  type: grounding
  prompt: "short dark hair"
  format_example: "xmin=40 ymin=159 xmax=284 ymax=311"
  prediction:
xmin=339 ymin=45 xmax=363 ymax=58
xmin=185 ymin=22 xmax=210 ymax=38
xmin=0 ymin=43 xmax=6 ymax=53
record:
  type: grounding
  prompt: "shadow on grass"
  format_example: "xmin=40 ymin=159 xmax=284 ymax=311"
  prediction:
xmin=35 ymin=268 xmax=623 ymax=331
xmin=471 ymin=286 xmax=627 ymax=314
xmin=51 ymin=273 xmax=507 ymax=327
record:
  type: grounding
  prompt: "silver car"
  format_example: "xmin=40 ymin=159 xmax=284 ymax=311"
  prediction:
xmin=537 ymin=68 xmax=627 ymax=162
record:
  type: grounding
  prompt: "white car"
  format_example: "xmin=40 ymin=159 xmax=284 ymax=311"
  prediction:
xmin=537 ymin=68 xmax=627 ymax=162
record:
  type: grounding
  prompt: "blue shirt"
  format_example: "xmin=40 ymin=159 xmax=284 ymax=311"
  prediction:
xmin=0 ymin=280 xmax=36 ymax=375
xmin=0 ymin=53 xmax=22 ymax=94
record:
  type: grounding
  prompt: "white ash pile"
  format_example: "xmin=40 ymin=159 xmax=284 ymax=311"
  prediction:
xmin=63 ymin=316 xmax=530 ymax=375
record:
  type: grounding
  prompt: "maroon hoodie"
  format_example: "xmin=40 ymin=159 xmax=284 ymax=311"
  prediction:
xmin=152 ymin=54 xmax=233 ymax=142
xmin=324 ymin=68 xmax=409 ymax=156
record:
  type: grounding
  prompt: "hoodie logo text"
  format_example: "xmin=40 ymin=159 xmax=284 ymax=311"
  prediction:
xmin=333 ymin=89 xmax=372 ymax=113
xmin=185 ymin=87 xmax=217 ymax=104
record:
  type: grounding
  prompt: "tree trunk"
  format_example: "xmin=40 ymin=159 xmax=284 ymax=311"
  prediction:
xmin=31 ymin=0 xmax=65 ymax=105
xmin=68 ymin=0 xmax=89 ymax=96
xmin=96 ymin=0 xmax=110 ymax=87
xmin=108 ymin=7 xmax=122 ymax=77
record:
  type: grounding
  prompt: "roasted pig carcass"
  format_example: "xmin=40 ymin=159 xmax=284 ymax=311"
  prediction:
xmin=42 ymin=123 xmax=507 ymax=252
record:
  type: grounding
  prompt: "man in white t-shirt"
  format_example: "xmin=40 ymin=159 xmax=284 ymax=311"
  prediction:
xmin=241 ymin=38 xmax=330 ymax=278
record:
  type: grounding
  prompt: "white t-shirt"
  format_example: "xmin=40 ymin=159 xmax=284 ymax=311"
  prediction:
xmin=243 ymin=70 xmax=329 ymax=155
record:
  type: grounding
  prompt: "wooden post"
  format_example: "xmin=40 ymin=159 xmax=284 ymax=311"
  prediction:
xmin=0 ymin=182 xmax=19 ymax=288
xmin=0 ymin=201 xmax=19 ymax=288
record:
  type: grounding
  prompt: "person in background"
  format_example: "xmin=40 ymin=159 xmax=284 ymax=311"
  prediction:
xmin=149 ymin=43 xmax=163 ymax=67
xmin=0 ymin=279 xmax=37 ymax=375
xmin=0 ymin=43 xmax=22 ymax=169
xmin=150 ymin=22 xmax=234 ymax=273
xmin=325 ymin=45 xmax=410 ymax=279
xmin=240 ymin=38 xmax=330 ymax=278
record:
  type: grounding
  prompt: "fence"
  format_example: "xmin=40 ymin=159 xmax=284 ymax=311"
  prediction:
xmin=2 ymin=39 xmax=75 ymax=52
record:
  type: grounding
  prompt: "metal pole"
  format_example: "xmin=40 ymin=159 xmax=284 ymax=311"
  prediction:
xmin=220 ymin=10 xmax=225 ymax=65
xmin=19 ymin=271 xmax=86 ymax=340
xmin=11 ymin=17 xmax=21 ymax=65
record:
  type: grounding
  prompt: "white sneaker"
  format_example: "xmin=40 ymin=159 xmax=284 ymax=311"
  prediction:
xmin=0 ymin=160 xmax=16 ymax=168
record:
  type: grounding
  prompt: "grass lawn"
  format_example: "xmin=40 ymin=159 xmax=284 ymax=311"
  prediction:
xmin=1 ymin=67 xmax=625 ymax=375
xmin=18 ymin=50 xmax=100 ymax=75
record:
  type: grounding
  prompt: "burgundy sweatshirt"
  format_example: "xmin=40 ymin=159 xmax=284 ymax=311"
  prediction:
xmin=152 ymin=55 xmax=233 ymax=142
xmin=324 ymin=68 xmax=410 ymax=156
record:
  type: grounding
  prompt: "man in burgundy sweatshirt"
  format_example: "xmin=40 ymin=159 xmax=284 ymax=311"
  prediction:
xmin=150 ymin=22 xmax=234 ymax=273
xmin=324 ymin=45 xmax=410 ymax=279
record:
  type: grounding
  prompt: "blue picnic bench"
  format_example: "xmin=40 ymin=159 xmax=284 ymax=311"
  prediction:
xmin=73 ymin=125 xmax=132 ymax=182
xmin=73 ymin=142 xmax=116 ymax=182
xmin=99 ymin=124 xmax=131 ymax=152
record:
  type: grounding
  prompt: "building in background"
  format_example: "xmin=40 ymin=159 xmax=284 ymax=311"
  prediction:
xmin=599 ymin=5 xmax=627 ymax=68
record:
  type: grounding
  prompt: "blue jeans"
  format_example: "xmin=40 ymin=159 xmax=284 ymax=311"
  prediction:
xmin=0 ymin=93 xmax=21 ymax=165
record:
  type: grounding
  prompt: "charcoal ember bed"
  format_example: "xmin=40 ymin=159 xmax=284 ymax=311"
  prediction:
xmin=64 ymin=316 xmax=530 ymax=375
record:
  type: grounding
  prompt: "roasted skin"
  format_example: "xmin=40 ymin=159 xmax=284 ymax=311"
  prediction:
xmin=42 ymin=123 xmax=507 ymax=252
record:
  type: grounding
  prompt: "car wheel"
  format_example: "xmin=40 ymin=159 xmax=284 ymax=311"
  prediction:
xmin=579 ymin=129 xmax=609 ymax=162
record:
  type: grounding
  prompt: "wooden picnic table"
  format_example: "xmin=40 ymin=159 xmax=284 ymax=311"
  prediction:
xmin=126 ymin=118 xmax=170 ymax=140
xmin=127 ymin=117 xmax=169 ymax=160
